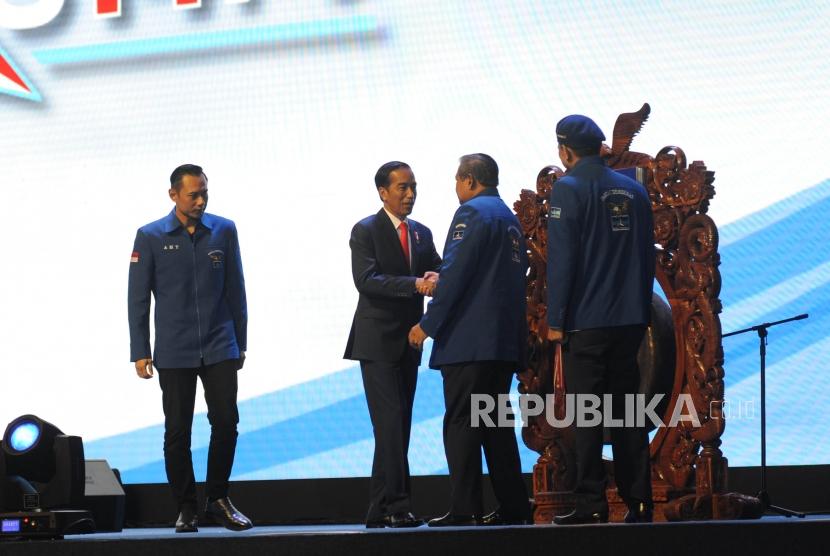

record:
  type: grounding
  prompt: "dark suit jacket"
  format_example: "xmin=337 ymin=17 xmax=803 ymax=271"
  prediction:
xmin=344 ymin=209 xmax=442 ymax=363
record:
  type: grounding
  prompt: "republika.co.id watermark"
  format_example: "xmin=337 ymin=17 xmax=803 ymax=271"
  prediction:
xmin=471 ymin=394 xmax=756 ymax=428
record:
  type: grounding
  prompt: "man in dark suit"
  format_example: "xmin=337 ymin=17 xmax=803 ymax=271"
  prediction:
xmin=409 ymin=153 xmax=532 ymax=527
xmin=546 ymin=115 xmax=655 ymax=525
xmin=344 ymin=161 xmax=442 ymax=528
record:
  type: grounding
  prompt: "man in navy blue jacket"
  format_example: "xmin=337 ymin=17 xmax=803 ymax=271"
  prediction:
xmin=409 ymin=154 xmax=531 ymax=527
xmin=128 ymin=164 xmax=252 ymax=533
xmin=546 ymin=115 xmax=656 ymax=525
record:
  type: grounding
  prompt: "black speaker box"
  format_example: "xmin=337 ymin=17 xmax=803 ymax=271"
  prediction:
xmin=82 ymin=459 xmax=125 ymax=532
xmin=39 ymin=436 xmax=86 ymax=509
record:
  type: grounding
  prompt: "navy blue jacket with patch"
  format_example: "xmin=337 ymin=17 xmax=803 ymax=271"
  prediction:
xmin=546 ymin=155 xmax=655 ymax=332
xmin=128 ymin=209 xmax=247 ymax=368
xmin=420 ymin=188 xmax=528 ymax=369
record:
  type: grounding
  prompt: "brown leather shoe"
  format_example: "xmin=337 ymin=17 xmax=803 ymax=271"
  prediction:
xmin=366 ymin=512 xmax=424 ymax=528
xmin=427 ymin=512 xmax=481 ymax=527
xmin=624 ymin=502 xmax=654 ymax=523
xmin=175 ymin=506 xmax=198 ymax=533
xmin=480 ymin=509 xmax=532 ymax=526
xmin=205 ymin=497 xmax=253 ymax=531
xmin=553 ymin=509 xmax=608 ymax=525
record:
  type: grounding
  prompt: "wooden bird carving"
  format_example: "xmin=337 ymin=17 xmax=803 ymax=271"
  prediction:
xmin=603 ymin=103 xmax=651 ymax=167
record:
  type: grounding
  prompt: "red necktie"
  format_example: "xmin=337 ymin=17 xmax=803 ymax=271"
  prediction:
xmin=399 ymin=221 xmax=410 ymax=268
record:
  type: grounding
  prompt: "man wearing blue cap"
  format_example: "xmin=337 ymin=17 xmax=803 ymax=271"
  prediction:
xmin=546 ymin=115 xmax=655 ymax=524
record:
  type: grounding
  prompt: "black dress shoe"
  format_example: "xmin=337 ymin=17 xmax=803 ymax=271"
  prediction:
xmin=366 ymin=512 xmax=424 ymax=529
xmin=480 ymin=509 xmax=532 ymax=526
xmin=624 ymin=502 xmax=654 ymax=523
xmin=175 ymin=506 xmax=198 ymax=533
xmin=553 ymin=509 xmax=608 ymax=525
xmin=205 ymin=497 xmax=253 ymax=531
xmin=427 ymin=512 xmax=481 ymax=527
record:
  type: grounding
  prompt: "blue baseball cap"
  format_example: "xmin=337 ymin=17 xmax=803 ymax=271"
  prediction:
xmin=556 ymin=114 xmax=606 ymax=149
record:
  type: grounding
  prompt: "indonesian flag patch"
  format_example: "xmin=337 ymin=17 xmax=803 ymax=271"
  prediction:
xmin=130 ymin=251 xmax=140 ymax=263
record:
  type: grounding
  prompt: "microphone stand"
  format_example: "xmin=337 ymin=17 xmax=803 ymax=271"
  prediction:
xmin=723 ymin=313 xmax=808 ymax=518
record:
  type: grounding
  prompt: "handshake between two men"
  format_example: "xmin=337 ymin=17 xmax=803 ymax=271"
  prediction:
xmin=409 ymin=270 xmax=438 ymax=351
xmin=415 ymin=270 xmax=439 ymax=297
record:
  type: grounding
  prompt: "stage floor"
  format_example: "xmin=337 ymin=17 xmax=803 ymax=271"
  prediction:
xmin=3 ymin=516 xmax=828 ymax=556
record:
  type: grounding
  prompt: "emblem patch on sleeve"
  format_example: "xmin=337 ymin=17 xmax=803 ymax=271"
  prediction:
xmin=550 ymin=207 xmax=561 ymax=219
xmin=452 ymin=230 xmax=464 ymax=240
xmin=130 ymin=251 xmax=139 ymax=263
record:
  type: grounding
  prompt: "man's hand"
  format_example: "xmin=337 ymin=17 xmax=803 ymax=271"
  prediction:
xmin=547 ymin=328 xmax=564 ymax=343
xmin=415 ymin=277 xmax=436 ymax=297
xmin=135 ymin=358 xmax=154 ymax=379
xmin=408 ymin=324 xmax=428 ymax=351
xmin=423 ymin=271 xmax=439 ymax=283
xmin=240 ymin=351 xmax=246 ymax=369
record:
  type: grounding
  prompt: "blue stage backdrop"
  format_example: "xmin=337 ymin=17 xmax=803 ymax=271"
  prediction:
xmin=1 ymin=1 xmax=827 ymax=483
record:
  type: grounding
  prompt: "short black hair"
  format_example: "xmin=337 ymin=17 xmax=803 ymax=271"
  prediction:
xmin=374 ymin=161 xmax=411 ymax=189
xmin=457 ymin=153 xmax=499 ymax=187
xmin=170 ymin=164 xmax=207 ymax=191
xmin=559 ymin=142 xmax=601 ymax=157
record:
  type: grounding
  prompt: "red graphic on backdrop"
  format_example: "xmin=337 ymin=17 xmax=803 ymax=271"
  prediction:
xmin=96 ymin=0 xmax=120 ymax=18
xmin=0 ymin=51 xmax=28 ymax=91
xmin=95 ymin=0 xmax=211 ymax=17
xmin=0 ymin=43 xmax=41 ymax=101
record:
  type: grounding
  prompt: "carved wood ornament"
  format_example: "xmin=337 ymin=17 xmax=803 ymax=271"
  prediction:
xmin=514 ymin=103 xmax=762 ymax=522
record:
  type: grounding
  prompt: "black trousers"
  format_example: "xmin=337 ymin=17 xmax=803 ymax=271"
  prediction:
xmin=562 ymin=325 xmax=652 ymax=514
xmin=440 ymin=361 xmax=530 ymax=518
xmin=157 ymin=358 xmax=241 ymax=511
xmin=360 ymin=349 xmax=419 ymax=520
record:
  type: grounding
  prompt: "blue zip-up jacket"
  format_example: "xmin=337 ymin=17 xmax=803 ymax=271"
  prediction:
xmin=420 ymin=188 xmax=528 ymax=369
xmin=128 ymin=209 xmax=247 ymax=368
xmin=546 ymin=155 xmax=655 ymax=331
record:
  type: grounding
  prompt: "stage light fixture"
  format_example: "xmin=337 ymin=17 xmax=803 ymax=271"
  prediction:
xmin=1 ymin=414 xmax=85 ymax=511
xmin=0 ymin=414 xmax=95 ymax=539
xmin=8 ymin=422 xmax=39 ymax=453
xmin=2 ymin=415 xmax=66 ymax=484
